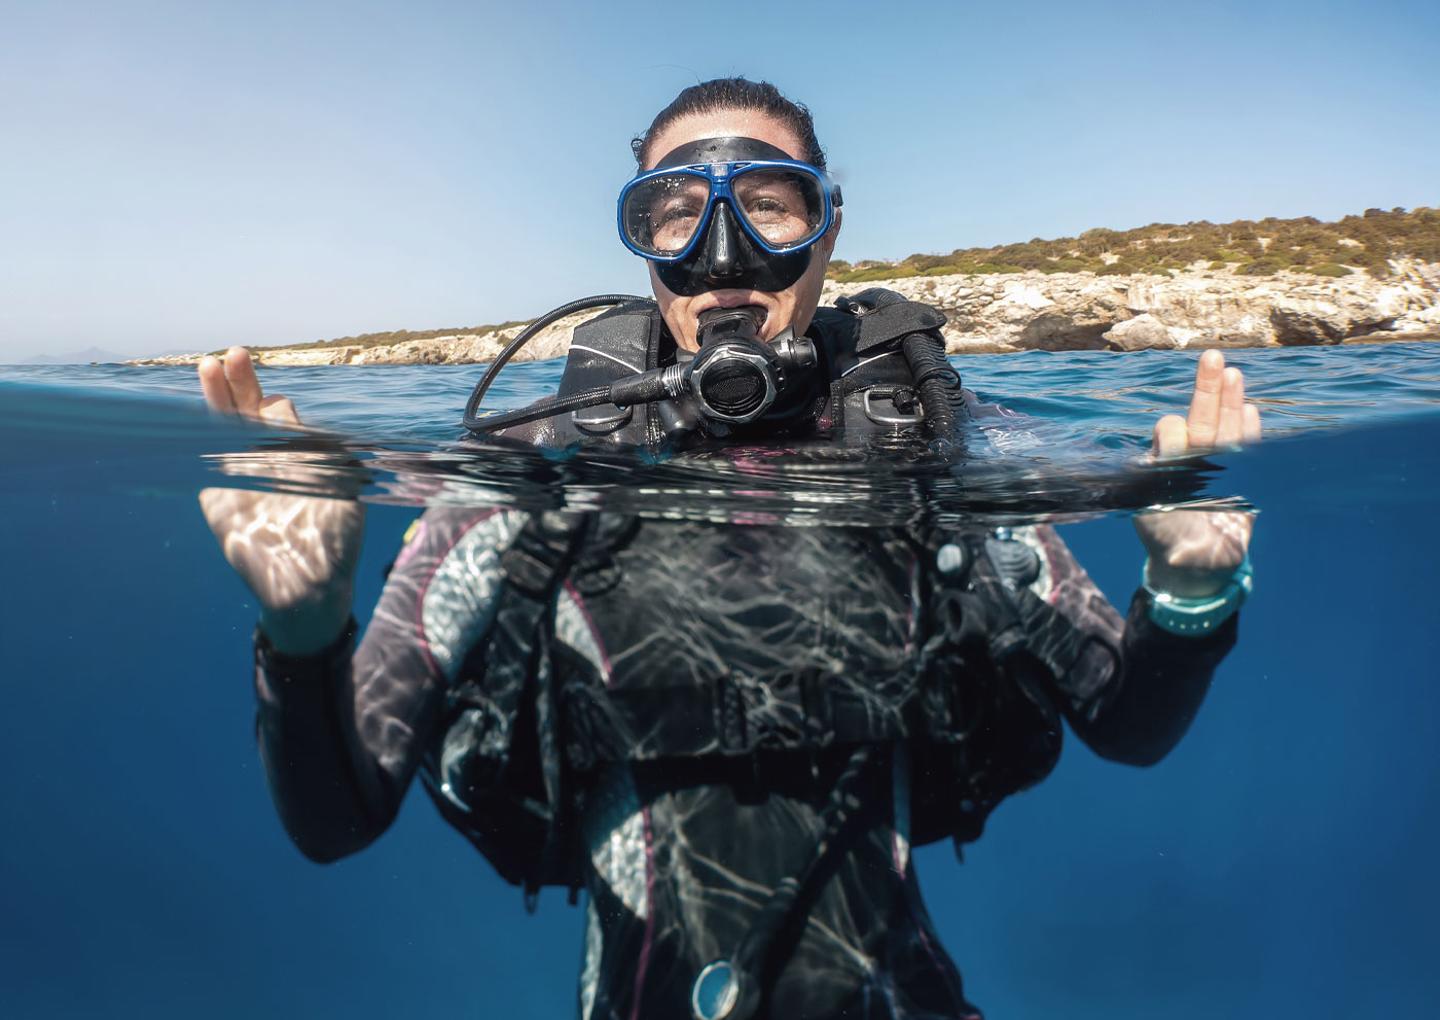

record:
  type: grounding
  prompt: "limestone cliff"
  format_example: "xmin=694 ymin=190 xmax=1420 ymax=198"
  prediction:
xmin=131 ymin=262 xmax=1440 ymax=367
xmin=856 ymin=259 xmax=1440 ymax=354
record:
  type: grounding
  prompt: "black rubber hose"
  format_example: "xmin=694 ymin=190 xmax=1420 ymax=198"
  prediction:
xmin=462 ymin=293 xmax=647 ymax=432
xmin=721 ymin=745 xmax=877 ymax=1020
xmin=466 ymin=385 xmax=615 ymax=435
xmin=900 ymin=331 xmax=967 ymax=439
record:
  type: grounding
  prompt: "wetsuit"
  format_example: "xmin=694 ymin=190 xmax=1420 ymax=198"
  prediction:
xmin=253 ymin=507 xmax=1235 ymax=1019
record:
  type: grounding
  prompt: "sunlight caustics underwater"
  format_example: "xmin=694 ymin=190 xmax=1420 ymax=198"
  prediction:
xmin=2 ymin=343 xmax=1438 ymax=1018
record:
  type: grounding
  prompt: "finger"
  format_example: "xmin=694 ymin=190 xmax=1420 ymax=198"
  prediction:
xmin=1214 ymin=366 xmax=1246 ymax=448
xmin=1243 ymin=403 xmax=1262 ymax=444
xmin=198 ymin=355 xmax=237 ymax=414
xmin=258 ymin=394 xmax=301 ymax=426
xmin=1186 ymin=349 xmax=1225 ymax=449
xmin=223 ymin=347 xmax=264 ymax=416
xmin=1152 ymin=414 xmax=1189 ymax=459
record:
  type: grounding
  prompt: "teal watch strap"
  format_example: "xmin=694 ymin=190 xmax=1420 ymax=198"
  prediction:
xmin=1142 ymin=555 xmax=1253 ymax=637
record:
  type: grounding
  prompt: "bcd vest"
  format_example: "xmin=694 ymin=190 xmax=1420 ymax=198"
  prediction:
xmin=424 ymin=292 xmax=1090 ymax=901
xmin=502 ymin=288 xmax=959 ymax=451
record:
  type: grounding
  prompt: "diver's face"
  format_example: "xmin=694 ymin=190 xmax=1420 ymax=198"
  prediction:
xmin=643 ymin=110 xmax=840 ymax=352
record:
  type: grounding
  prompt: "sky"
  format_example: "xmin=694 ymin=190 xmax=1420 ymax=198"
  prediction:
xmin=1 ymin=0 xmax=1437 ymax=361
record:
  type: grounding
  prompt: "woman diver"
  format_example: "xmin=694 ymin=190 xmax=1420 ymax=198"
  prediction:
xmin=198 ymin=79 xmax=1260 ymax=1020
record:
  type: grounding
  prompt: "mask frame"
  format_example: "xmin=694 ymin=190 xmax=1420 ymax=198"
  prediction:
xmin=618 ymin=135 xmax=842 ymax=297
xmin=618 ymin=158 xmax=842 ymax=262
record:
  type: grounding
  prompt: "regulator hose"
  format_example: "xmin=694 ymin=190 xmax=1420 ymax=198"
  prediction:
xmin=468 ymin=385 xmax=618 ymax=434
xmin=463 ymin=293 xmax=647 ymax=433
xmin=690 ymin=746 xmax=879 ymax=1020
xmin=900 ymin=330 xmax=967 ymax=439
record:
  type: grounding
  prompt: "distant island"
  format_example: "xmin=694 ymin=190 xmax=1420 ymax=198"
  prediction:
xmin=132 ymin=207 xmax=1440 ymax=366
xmin=24 ymin=346 xmax=134 ymax=365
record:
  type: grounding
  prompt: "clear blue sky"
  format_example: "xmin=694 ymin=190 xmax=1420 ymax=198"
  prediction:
xmin=2 ymin=0 xmax=1436 ymax=360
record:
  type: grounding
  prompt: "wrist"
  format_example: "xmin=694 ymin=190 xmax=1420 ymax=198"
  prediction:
xmin=1142 ymin=555 xmax=1253 ymax=637
xmin=258 ymin=585 xmax=354 ymax=656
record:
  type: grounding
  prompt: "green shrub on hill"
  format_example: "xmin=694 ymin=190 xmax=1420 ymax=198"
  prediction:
xmin=828 ymin=206 xmax=1438 ymax=283
xmin=1236 ymin=257 xmax=1287 ymax=276
xmin=241 ymin=319 xmax=528 ymax=355
xmin=833 ymin=265 xmax=921 ymax=283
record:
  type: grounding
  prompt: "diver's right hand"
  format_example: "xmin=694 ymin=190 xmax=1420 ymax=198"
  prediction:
xmin=198 ymin=347 xmax=365 ymax=655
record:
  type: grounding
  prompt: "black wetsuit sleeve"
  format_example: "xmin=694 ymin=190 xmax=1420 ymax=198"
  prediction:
xmin=1024 ymin=524 xmax=1238 ymax=767
xmin=253 ymin=507 xmax=526 ymax=862
xmin=254 ymin=620 xmax=382 ymax=862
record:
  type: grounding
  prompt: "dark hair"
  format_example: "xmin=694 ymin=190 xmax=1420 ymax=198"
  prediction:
xmin=632 ymin=77 xmax=827 ymax=170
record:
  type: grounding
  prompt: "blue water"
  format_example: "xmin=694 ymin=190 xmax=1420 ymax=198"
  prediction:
xmin=2 ymin=344 xmax=1439 ymax=1018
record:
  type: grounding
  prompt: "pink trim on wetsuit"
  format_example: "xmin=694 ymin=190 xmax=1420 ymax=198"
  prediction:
xmin=1036 ymin=527 xmax=1063 ymax=607
xmin=563 ymin=578 xmax=614 ymax=683
xmin=412 ymin=508 xmax=502 ymax=681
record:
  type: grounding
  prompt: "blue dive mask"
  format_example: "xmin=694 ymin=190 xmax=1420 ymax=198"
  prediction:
xmin=618 ymin=136 xmax=842 ymax=297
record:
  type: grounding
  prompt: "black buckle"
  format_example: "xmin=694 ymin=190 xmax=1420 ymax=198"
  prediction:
xmin=499 ymin=544 xmax=557 ymax=596
xmin=501 ymin=519 xmax=580 ymax=596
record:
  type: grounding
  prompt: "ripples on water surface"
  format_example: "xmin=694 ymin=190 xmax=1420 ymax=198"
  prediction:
xmin=6 ymin=343 xmax=1440 ymax=523
xmin=2 ymin=342 xmax=1439 ymax=1019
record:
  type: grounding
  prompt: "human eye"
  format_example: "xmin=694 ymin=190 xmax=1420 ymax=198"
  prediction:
xmin=645 ymin=187 xmax=707 ymax=251
xmin=655 ymin=197 xmax=703 ymax=225
xmin=737 ymin=173 xmax=810 ymax=222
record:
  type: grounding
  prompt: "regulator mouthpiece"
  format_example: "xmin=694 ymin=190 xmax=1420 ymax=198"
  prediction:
xmin=687 ymin=307 xmax=816 ymax=425
xmin=697 ymin=305 xmax=766 ymax=345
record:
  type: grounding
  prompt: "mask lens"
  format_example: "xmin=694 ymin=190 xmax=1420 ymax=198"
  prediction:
xmin=623 ymin=174 xmax=710 ymax=256
xmin=733 ymin=168 xmax=826 ymax=250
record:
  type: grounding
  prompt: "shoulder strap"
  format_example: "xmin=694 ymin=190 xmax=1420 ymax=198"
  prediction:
xmin=425 ymin=513 xmax=591 ymax=902
xmin=835 ymin=287 xmax=949 ymax=353
xmin=551 ymin=300 xmax=666 ymax=445
xmin=815 ymin=289 xmax=953 ymax=435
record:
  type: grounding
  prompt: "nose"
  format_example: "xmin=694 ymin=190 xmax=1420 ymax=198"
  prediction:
xmin=704 ymin=203 xmax=745 ymax=282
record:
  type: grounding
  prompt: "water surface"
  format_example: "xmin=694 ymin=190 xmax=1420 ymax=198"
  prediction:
xmin=2 ymin=344 xmax=1438 ymax=1018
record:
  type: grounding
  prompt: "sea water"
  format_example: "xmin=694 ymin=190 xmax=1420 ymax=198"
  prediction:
xmin=2 ymin=344 xmax=1438 ymax=1018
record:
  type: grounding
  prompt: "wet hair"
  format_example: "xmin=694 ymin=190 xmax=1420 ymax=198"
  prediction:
xmin=632 ymin=78 xmax=827 ymax=170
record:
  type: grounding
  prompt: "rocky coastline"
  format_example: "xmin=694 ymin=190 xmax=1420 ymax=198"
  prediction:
xmin=130 ymin=261 xmax=1440 ymax=367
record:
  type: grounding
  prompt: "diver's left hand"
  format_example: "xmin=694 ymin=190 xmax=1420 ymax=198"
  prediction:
xmin=1133 ymin=349 xmax=1261 ymax=598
